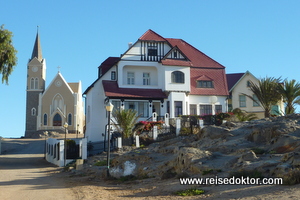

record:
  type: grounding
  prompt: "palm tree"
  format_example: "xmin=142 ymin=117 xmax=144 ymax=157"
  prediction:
xmin=112 ymin=109 xmax=140 ymax=138
xmin=278 ymin=79 xmax=300 ymax=115
xmin=232 ymin=108 xmax=258 ymax=121
xmin=243 ymin=77 xmax=282 ymax=118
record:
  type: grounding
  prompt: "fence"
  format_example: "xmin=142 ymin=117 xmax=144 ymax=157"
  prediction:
xmin=45 ymin=138 xmax=87 ymax=167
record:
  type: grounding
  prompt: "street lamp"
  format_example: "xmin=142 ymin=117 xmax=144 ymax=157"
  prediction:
xmin=105 ymin=101 xmax=114 ymax=177
xmin=63 ymin=122 xmax=68 ymax=166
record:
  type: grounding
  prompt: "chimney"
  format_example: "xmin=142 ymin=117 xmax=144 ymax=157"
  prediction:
xmin=128 ymin=42 xmax=133 ymax=48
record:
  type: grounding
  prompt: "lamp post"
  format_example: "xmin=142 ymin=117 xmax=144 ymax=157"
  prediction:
xmin=105 ymin=102 xmax=114 ymax=177
xmin=63 ymin=122 xmax=68 ymax=166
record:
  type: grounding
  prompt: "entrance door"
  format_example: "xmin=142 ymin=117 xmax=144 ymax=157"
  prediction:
xmin=53 ymin=113 xmax=62 ymax=126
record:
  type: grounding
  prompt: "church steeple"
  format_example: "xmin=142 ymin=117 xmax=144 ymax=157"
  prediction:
xmin=31 ymin=27 xmax=43 ymax=62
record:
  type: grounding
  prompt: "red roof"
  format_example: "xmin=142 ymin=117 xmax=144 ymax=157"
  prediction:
xmin=103 ymin=80 xmax=167 ymax=99
xmin=139 ymin=30 xmax=226 ymax=69
xmin=139 ymin=29 xmax=167 ymax=42
xmin=98 ymin=57 xmax=120 ymax=76
xmin=190 ymin=68 xmax=229 ymax=96
xmin=164 ymin=38 xmax=225 ymax=69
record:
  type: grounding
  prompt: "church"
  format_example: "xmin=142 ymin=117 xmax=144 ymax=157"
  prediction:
xmin=25 ymin=32 xmax=85 ymax=138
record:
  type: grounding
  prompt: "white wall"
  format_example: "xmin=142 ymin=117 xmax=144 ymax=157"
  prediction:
xmin=85 ymin=79 xmax=107 ymax=143
xmin=164 ymin=66 xmax=190 ymax=91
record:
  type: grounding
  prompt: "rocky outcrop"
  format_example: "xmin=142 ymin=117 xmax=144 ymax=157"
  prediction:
xmin=109 ymin=114 xmax=300 ymax=179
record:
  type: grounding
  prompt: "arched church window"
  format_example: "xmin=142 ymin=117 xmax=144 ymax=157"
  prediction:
xmin=31 ymin=108 xmax=36 ymax=116
xmin=53 ymin=113 xmax=62 ymax=126
xmin=34 ymin=78 xmax=39 ymax=89
xmin=68 ymin=113 xmax=72 ymax=125
xmin=30 ymin=78 xmax=35 ymax=89
xmin=52 ymin=94 xmax=64 ymax=113
xmin=43 ymin=114 xmax=48 ymax=125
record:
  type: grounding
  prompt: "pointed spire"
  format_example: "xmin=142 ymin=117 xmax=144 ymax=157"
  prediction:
xmin=31 ymin=26 xmax=43 ymax=61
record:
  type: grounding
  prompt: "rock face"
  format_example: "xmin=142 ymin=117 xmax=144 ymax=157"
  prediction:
xmin=109 ymin=114 xmax=300 ymax=179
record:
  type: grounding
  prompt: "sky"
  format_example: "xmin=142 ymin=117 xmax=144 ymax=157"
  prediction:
xmin=1 ymin=0 xmax=300 ymax=138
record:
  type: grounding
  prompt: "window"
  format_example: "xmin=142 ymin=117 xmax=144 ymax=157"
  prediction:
xmin=112 ymin=101 xmax=121 ymax=110
xmin=173 ymin=51 xmax=177 ymax=58
xmin=253 ymin=95 xmax=260 ymax=107
xmin=124 ymin=101 xmax=149 ymax=117
xmin=31 ymin=108 xmax=36 ymax=116
xmin=247 ymin=81 xmax=251 ymax=87
xmin=111 ymin=71 xmax=116 ymax=80
xmin=127 ymin=72 xmax=135 ymax=85
xmin=215 ymin=105 xmax=222 ymax=114
xmin=174 ymin=101 xmax=182 ymax=117
xmin=43 ymin=114 xmax=48 ymax=125
xmin=143 ymin=73 xmax=150 ymax=85
xmin=197 ymin=81 xmax=214 ymax=88
xmin=239 ymin=95 xmax=246 ymax=107
xmin=200 ymin=105 xmax=212 ymax=115
xmin=148 ymin=46 xmax=157 ymax=56
xmin=190 ymin=104 xmax=197 ymax=115
xmin=30 ymin=78 xmax=39 ymax=89
xmin=34 ymin=78 xmax=38 ymax=89
xmin=171 ymin=71 xmax=184 ymax=83
xmin=68 ymin=113 xmax=72 ymax=125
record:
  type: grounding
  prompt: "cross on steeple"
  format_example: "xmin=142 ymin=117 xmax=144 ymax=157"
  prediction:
xmin=57 ymin=66 xmax=61 ymax=72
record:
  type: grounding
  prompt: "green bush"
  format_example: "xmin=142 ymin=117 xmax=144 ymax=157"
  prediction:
xmin=175 ymin=188 xmax=205 ymax=196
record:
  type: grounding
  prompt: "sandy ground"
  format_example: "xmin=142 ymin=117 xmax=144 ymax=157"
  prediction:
xmin=1 ymin=137 xmax=300 ymax=200
xmin=61 ymin=154 xmax=300 ymax=200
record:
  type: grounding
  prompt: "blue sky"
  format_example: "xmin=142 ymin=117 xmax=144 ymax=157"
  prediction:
xmin=1 ymin=0 xmax=300 ymax=138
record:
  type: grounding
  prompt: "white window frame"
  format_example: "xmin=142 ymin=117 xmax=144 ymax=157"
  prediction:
xmin=127 ymin=72 xmax=135 ymax=85
xmin=143 ymin=72 xmax=150 ymax=85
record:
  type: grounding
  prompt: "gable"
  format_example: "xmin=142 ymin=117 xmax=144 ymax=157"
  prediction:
xmin=42 ymin=73 xmax=74 ymax=99
xmin=28 ymin=57 xmax=44 ymax=66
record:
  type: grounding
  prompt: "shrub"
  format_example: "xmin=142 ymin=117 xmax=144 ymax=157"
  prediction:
xmin=175 ymin=188 xmax=205 ymax=196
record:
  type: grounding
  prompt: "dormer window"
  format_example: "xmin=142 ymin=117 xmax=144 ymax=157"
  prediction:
xmin=197 ymin=81 xmax=214 ymax=88
xmin=148 ymin=46 xmax=157 ymax=56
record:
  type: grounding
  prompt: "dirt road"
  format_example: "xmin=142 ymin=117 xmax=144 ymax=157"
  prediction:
xmin=0 ymin=138 xmax=76 ymax=200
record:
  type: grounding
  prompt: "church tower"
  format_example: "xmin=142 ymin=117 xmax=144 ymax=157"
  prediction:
xmin=25 ymin=31 xmax=46 ymax=137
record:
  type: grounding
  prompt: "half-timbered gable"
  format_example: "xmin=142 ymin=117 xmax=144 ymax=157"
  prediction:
xmin=84 ymin=29 xmax=229 ymax=142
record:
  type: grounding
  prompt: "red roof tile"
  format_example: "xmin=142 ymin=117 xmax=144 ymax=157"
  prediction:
xmin=103 ymin=80 xmax=167 ymax=99
xmin=164 ymin=38 xmax=225 ymax=69
xmin=139 ymin=29 xmax=167 ymax=42
xmin=98 ymin=57 xmax=120 ymax=76
xmin=190 ymin=68 xmax=229 ymax=96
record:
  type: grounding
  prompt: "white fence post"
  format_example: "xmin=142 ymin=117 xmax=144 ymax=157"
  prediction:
xmin=153 ymin=126 xmax=158 ymax=140
xmin=117 ymin=137 xmax=122 ymax=149
xmin=152 ymin=112 xmax=157 ymax=122
xmin=176 ymin=118 xmax=181 ymax=136
xmin=135 ymin=135 xmax=140 ymax=148
xmin=199 ymin=119 xmax=204 ymax=128
xmin=165 ymin=113 xmax=169 ymax=126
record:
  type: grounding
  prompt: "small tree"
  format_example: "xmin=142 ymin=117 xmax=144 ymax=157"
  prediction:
xmin=0 ymin=25 xmax=17 ymax=84
xmin=112 ymin=109 xmax=140 ymax=138
xmin=278 ymin=79 xmax=300 ymax=115
xmin=243 ymin=77 xmax=282 ymax=118
xmin=232 ymin=108 xmax=258 ymax=122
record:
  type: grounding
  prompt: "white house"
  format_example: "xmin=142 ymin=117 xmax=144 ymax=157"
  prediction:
xmin=83 ymin=30 xmax=229 ymax=142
